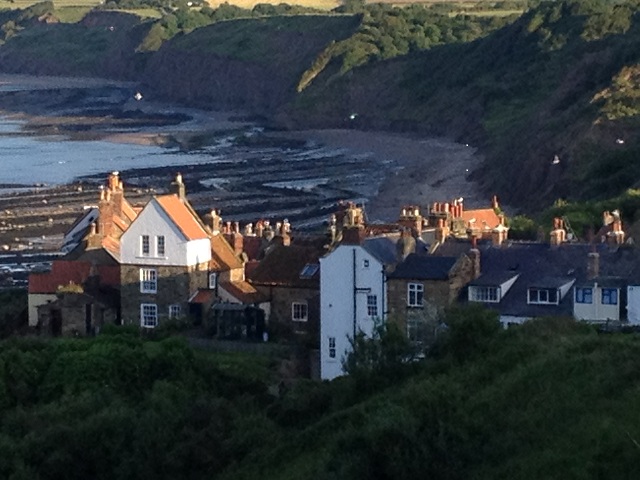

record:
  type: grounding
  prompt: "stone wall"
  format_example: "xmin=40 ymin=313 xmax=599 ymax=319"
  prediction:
xmin=120 ymin=262 xmax=208 ymax=326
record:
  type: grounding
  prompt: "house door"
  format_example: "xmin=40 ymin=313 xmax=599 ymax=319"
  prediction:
xmin=85 ymin=304 xmax=92 ymax=336
xmin=51 ymin=310 xmax=62 ymax=337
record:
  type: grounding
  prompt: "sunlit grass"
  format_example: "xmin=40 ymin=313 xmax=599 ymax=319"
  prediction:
xmin=206 ymin=0 xmax=340 ymax=10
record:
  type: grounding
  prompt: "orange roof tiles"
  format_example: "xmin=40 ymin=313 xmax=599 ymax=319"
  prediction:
xmin=210 ymin=234 xmax=243 ymax=270
xmin=155 ymin=195 xmax=209 ymax=241
xmin=461 ymin=208 xmax=501 ymax=230
xmin=190 ymin=289 xmax=215 ymax=304
xmin=121 ymin=199 xmax=138 ymax=222
xmin=219 ymin=280 xmax=268 ymax=304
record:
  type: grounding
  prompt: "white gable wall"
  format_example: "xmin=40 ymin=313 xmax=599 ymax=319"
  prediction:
xmin=120 ymin=199 xmax=211 ymax=266
xmin=627 ymin=286 xmax=640 ymax=325
xmin=320 ymin=244 xmax=386 ymax=380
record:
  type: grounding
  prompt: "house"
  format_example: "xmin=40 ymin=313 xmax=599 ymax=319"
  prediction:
xmin=27 ymin=171 xmax=137 ymax=332
xmin=248 ymin=225 xmax=326 ymax=344
xmin=386 ymin=252 xmax=476 ymax=343
xmin=458 ymin=216 xmax=640 ymax=326
xmin=320 ymin=215 xmax=402 ymax=380
xmin=119 ymin=175 xmax=212 ymax=328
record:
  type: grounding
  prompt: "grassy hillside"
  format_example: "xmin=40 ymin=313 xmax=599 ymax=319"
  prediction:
xmin=2 ymin=312 xmax=640 ymax=479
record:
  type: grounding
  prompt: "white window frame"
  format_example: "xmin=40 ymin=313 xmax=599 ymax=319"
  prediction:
xmin=367 ymin=294 xmax=378 ymax=317
xmin=292 ymin=302 xmax=308 ymax=322
xmin=140 ymin=268 xmax=157 ymax=293
xmin=168 ymin=304 xmax=181 ymax=319
xmin=601 ymin=288 xmax=618 ymax=305
xmin=469 ymin=286 xmax=499 ymax=303
xmin=209 ymin=272 xmax=218 ymax=290
xmin=141 ymin=235 xmax=150 ymax=256
xmin=575 ymin=287 xmax=593 ymax=304
xmin=156 ymin=235 xmax=165 ymax=257
xmin=407 ymin=283 xmax=424 ymax=307
xmin=328 ymin=336 xmax=336 ymax=359
xmin=140 ymin=303 xmax=158 ymax=328
xmin=528 ymin=288 xmax=558 ymax=305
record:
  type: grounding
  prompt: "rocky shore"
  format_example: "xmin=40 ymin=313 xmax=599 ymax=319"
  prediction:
xmin=0 ymin=75 xmax=488 ymax=254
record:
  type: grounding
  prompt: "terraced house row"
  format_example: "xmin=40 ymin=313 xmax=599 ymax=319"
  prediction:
xmin=27 ymin=173 xmax=640 ymax=379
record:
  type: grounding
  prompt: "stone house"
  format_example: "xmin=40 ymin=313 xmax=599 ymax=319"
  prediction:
xmin=248 ymin=230 xmax=326 ymax=345
xmin=118 ymin=178 xmax=212 ymax=328
xmin=386 ymin=252 xmax=476 ymax=343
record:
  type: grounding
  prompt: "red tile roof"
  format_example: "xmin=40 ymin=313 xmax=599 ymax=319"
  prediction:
xmin=219 ymin=280 xmax=268 ymax=304
xmin=461 ymin=208 xmax=501 ymax=230
xmin=155 ymin=195 xmax=209 ymax=241
xmin=29 ymin=261 xmax=120 ymax=294
xmin=210 ymin=234 xmax=243 ymax=270
xmin=190 ymin=289 xmax=215 ymax=304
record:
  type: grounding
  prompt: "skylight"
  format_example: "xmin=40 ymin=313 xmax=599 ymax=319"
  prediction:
xmin=300 ymin=264 xmax=319 ymax=279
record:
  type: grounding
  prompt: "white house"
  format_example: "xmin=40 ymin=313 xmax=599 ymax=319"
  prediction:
xmin=573 ymin=280 xmax=621 ymax=323
xmin=320 ymin=237 xmax=397 ymax=380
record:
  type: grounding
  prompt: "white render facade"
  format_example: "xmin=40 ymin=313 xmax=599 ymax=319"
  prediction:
xmin=320 ymin=244 xmax=387 ymax=380
xmin=120 ymin=198 xmax=211 ymax=267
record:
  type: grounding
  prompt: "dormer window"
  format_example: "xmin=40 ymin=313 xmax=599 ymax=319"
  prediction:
xmin=528 ymin=288 xmax=558 ymax=305
xmin=469 ymin=286 xmax=499 ymax=303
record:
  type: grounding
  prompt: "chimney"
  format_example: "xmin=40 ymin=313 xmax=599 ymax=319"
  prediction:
xmin=244 ymin=223 xmax=254 ymax=236
xmin=549 ymin=217 xmax=566 ymax=246
xmin=211 ymin=210 xmax=221 ymax=235
xmin=396 ymin=229 xmax=416 ymax=263
xmin=491 ymin=224 xmax=508 ymax=246
xmin=341 ymin=227 xmax=366 ymax=245
xmin=587 ymin=251 xmax=600 ymax=280
xmin=608 ymin=210 xmax=624 ymax=245
xmin=280 ymin=220 xmax=291 ymax=247
xmin=468 ymin=247 xmax=481 ymax=280
xmin=491 ymin=195 xmax=499 ymax=210
xmin=435 ymin=218 xmax=450 ymax=243
xmin=224 ymin=221 xmax=231 ymax=235
xmin=170 ymin=173 xmax=186 ymax=200
xmin=230 ymin=229 xmax=243 ymax=256
xmin=256 ymin=220 xmax=264 ymax=239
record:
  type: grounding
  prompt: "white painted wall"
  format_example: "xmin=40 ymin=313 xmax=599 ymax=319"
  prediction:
xmin=573 ymin=284 xmax=620 ymax=322
xmin=120 ymin=199 xmax=211 ymax=266
xmin=500 ymin=315 xmax=531 ymax=327
xmin=320 ymin=245 xmax=386 ymax=380
xmin=627 ymin=286 xmax=640 ymax=325
xmin=28 ymin=293 xmax=56 ymax=326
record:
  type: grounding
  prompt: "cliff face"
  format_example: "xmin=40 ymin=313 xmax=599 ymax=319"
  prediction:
xmin=140 ymin=16 xmax=362 ymax=114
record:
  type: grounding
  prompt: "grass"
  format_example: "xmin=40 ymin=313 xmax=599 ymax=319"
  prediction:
xmin=206 ymin=0 xmax=340 ymax=10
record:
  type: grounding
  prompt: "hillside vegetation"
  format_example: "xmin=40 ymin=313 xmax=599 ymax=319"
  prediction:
xmin=2 ymin=1 xmax=640 ymax=213
xmin=1 ymin=311 xmax=640 ymax=478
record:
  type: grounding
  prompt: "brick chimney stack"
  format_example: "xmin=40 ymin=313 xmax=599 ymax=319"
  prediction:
xmin=435 ymin=218 xmax=450 ymax=243
xmin=211 ymin=209 xmax=221 ymax=235
xmin=587 ymin=251 xmax=600 ymax=279
xmin=491 ymin=195 xmax=499 ymax=210
xmin=280 ymin=219 xmax=291 ymax=247
xmin=608 ymin=210 xmax=625 ymax=245
xmin=550 ymin=217 xmax=566 ymax=246
xmin=256 ymin=220 xmax=264 ymax=239
xmin=170 ymin=173 xmax=186 ymax=200
xmin=468 ymin=242 xmax=481 ymax=279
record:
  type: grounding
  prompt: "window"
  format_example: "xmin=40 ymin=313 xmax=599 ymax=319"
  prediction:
xmin=602 ymin=288 xmax=618 ymax=305
xmin=407 ymin=316 xmax=429 ymax=343
xmin=328 ymin=337 xmax=336 ymax=358
xmin=469 ymin=286 xmax=499 ymax=303
xmin=156 ymin=235 xmax=165 ymax=257
xmin=141 ymin=235 xmax=150 ymax=256
xmin=367 ymin=295 xmax=378 ymax=317
xmin=169 ymin=304 xmax=181 ymax=319
xmin=575 ymin=287 xmax=593 ymax=304
xmin=528 ymin=288 xmax=558 ymax=305
xmin=292 ymin=302 xmax=308 ymax=322
xmin=299 ymin=264 xmax=319 ymax=279
xmin=140 ymin=268 xmax=157 ymax=293
xmin=140 ymin=303 xmax=158 ymax=328
xmin=363 ymin=259 xmax=369 ymax=268
xmin=209 ymin=272 xmax=218 ymax=289
xmin=407 ymin=283 xmax=424 ymax=307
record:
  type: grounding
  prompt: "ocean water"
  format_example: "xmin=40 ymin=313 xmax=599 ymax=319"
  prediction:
xmin=0 ymin=117 xmax=240 ymax=185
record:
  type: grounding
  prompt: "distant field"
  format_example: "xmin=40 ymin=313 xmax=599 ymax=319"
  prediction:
xmin=205 ymin=0 xmax=340 ymax=9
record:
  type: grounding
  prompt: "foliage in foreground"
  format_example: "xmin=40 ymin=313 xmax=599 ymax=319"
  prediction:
xmin=2 ymin=308 xmax=640 ymax=479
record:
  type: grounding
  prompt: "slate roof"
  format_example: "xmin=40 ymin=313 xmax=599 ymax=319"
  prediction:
xmin=362 ymin=236 xmax=399 ymax=265
xmin=463 ymin=242 xmax=640 ymax=319
xmin=388 ymin=254 xmax=458 ymax=280
xmin=249 ymin=244 xmax=323 ymax=288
